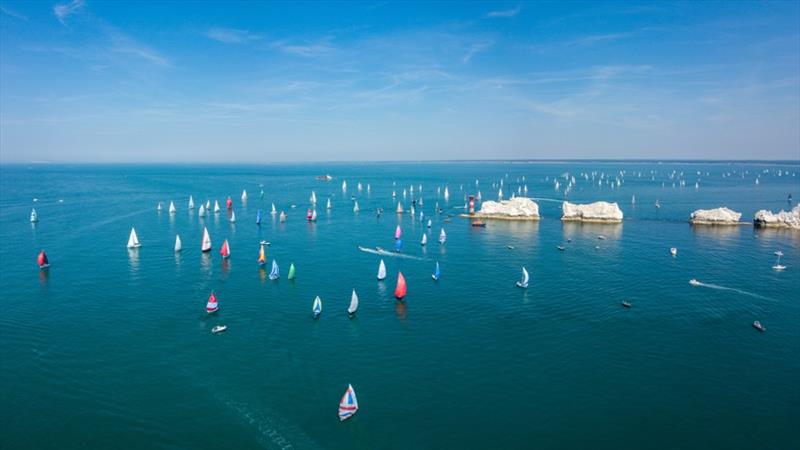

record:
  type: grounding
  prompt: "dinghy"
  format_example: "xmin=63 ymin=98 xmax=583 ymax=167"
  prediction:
xmin=257 ymin=242 xmax=267 ymax=266
xmin=30 ymin=208 xmax=38 ymax=223
xmin=127 ymin=227 xmax=142 ymax=249
xmin=188 ymin=196 xmax=195 ymax=209
xmin=670 ymin=247 xmax=678 ymax=256
xmin=377 ymin=259 xmax=387 ymax=280
xmin=174 ymin=235 xmax=182 ymax=252
xmin=198 ymin=204 xmax=206 ymax=217
xmin=516 ymin=267 xmax=529 ymax=288
xmin=312 ymin=296 xmax=322 ymax=319
xmin=269 ymin=260 xmax=279 ymax=280
xmin=220 ymin=239 xmax=230 ymax=259
xmin=241 ymin=190 xmax=248 ymax=201
xmin=206 ymin=292 xmax=219 ymax=313
xmin=288 ymin=263 xmax=296 ymax=280
xmin=230 ymin=210 xmax=236 ymax=223
xmin=211 ymin=325 xmax=227 ymax=334
xmin=214 ymin=200 xmax=221 ymax=214
xmin=394 ymin=271 xmax=407 ymax=300
xmin=348 ymin=289 xmax=359 ymax=316
xmin=37 ymin=250 xmax=50 ymax=269
xmin=338 ymin=384 xmax=358 ymax=421
xmin=327 ymin=198 xmax=332 ymax=209
xmin=271 ymin=203 xmax=277 ymax=215
xmin=169 ymin=201 xmax=176 ymax=214
xmin=773 ymin=251 xmax=786 ymax=271
xmin=432 ymin=261 xmax=440 ymax=281
xmin=421 ymin=233 xmax=427 ymax=246
xmin=438 ymin=228 xmax=446 ymax=244
xmin=256 ymin=209 xmax=262 ymax=225
xmin=201 ymin=227 xmax=212 ymax=252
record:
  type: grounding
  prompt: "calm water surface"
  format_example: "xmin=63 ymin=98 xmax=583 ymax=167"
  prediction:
xmin=1 ymin=162 xmax=798 ymax=450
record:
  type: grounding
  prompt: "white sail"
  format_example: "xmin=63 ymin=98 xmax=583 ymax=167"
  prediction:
xmin=310 ymin=191 xmax=317 ymax=204
xmin=498 ymin=188 xmax=503 ymax=200
xmin=410 ymin=205 xmax=415 ymax=217
xmin=444 ymin=186 xmax=449 ymax=201
xmin=313 ymin=296 xmax=323 ymax=317
xmin=205 ymin=200 xmax=210 ymax=210
xmin=421 ymin=233 xmax=427 ymax=245
xmin=271 ymin=203 xmax=277 ymax=215
xmin=230 ymin=210 xmax=236 ymax=223
xmin=311 ymin=209 xmax=317 ymax=221
xmin=517 ymin=267 xmax=529 ymax=288
xmin=279 ymin=211 xmax=286 ymax=222
xmin=377 ymin=259 xmax=387 ymax=280
xmin=188 ymin=196 xmax=195 ymax=209
xmin=127 ymin=227 xmax=140 ymax=248
xmin=439 ymin=228 xmax=446 ymax=244
xmin=342 ymin=180 xmax=347 ymax=191
xmin=198 ymin=204 xmax=206 ymax=217
xmin=327 ymin=198 xmax=332 ymax=209
xmin=427 ymin=218 xmax=432 ymax=228
xmin=214 ymin=200 xmax=221 ymax=213
xmin=241 ymin=190 xmax=248 ymax=201
xmin=174 ymin=234 xmax=182 ymax=252
xmin=156 ymin=202 xmax=162 ymax=211
xmin=357 ymin=182 xmax=363 ymax=191
xmin=397 ymin=201 xmax=403 ymax=214
xmin=169 ymin=201 xmax=176 ymax=213
xmin=201 ymin=227 xmax=211 ymax=252
xmin=30 ymin=208 xmax=38 ymax=223
xmin=353 ymin=201 xmax=360 ymax=212
xmin=348 ymin=289 xmax=359 ymax=315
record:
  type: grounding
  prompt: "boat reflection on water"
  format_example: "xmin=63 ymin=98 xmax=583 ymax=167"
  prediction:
xmin=39 ymin=267 xmax=49 ymax=285
xmin=127 ymin=248 xmax=139 ymax=275
xmin=561 ymin=221 xmax=622 ymax=240
xmin=200 ymin=252 xmax=211 ymax=275
xmin=258 ymin=267 xmax=267 ymax=284
xmin=395 ymin=300 xmax=407 ymax=321
xmin=221 ymin=258 xmax=230 ymax=277
xmin=690 ymin=223 xmax=742 ymax=245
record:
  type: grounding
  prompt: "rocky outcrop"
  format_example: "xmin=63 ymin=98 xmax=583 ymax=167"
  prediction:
xmin=465 ymin=197 xmax=540 ymax=220
xmin=753 ymin=205 xmax=800 ymax=229
xmin=689 ymin=207 xmax=744 ymax=225
xmin=561 ymin=201 xmax=623 ymax=223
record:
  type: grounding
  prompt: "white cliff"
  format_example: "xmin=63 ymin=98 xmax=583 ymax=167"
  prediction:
xmin=754 ymin=204 xmax=800 ymax=229
xmin=470 ymin=197 xmax=540 ymax=220
xmin=689 ymin=207 xmax=743 ymax=225
xmin=561 ymin=201 xmax=623 ymax=223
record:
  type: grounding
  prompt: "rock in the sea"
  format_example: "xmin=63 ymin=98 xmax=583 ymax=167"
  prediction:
xmin=471 ymin=197 xmax=540 ymax=220
xmin=689 ymin=207 xmax=743 ymax=225
xmin=753 ymin=204 xmax=800 ymax=229
xmin=561 ymin=201 xmax=623 ymax=223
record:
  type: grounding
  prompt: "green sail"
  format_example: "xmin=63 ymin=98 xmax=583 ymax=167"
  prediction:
xmin=287 ymin=263 xmax=296 ymax=280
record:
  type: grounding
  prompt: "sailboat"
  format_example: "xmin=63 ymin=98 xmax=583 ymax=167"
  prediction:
xmin=394 ymin=272 xmax=407 ymax=299
xmin=205 ymin=200 xmax=210 ymax=210
xmin=269 ymin=260 xmax=280 ymax=280
xmin=279 ymin=211 xmax=287 ymax=222
xmin=256 ymin=209 xmax=262 ymax=225
xmin=773 ymin=251 xmax=786 ymax=271
xmin=395 ymin=225 xmax=402 ymax=240
xmin=311 ymin=209 xmax=317 ymax=221
xmin=348 ymin=289 xmax=359 ymax=316
xmin=419 ymin=211 xmax=425 ymax=223
xmin=342 ymin=180 xmax=347 ymax=191
xmin=310 ymin=191 xmax=317 ymax=204
xmin=157 ymin=202 xmax=162 ymax=211
xmin=258 ymin=241 xmax=267 ymax=266
xmin=394 ymin=238 xmax=402 ymax=252
xmin=670 ymin=247 xmax=677 ymax=256
xmin=127 ymin=227 xmax=141 ymax=249
xmin=396 ymin=201 xmax=403 ymax=214
xmin=444 ymin=186 xmax=449 ymax=201
xmin=432 ymin=261 xmax=440 ymax=281
xmin=312 ymin=296 xmax=322 ymax=319
xmin=206 ymin=292 xmax=219 ymax=313
xmin=198 ymin=204 xmax=206 ymax=217
xmin=338 ymin=384 xmax=358 ymax=421
xmin=438 ymin=228 xmax=446 ymax=244
xmin=353 ymin=201 xmax=360 ymax=213
xmin=327 ymin=198 xmax=332 ymax=209
xmin=30 ymin=208 xmax=38 ymax=223
xmin=220 ymin=239 xmax=230 ymax=258
xmin=226 ymin=197 xmax=233 ymax=209
xmin=271 ymin=203 xmax=277 ymax=215
xmin=421 ymin=233 xmax=427 ymax=246
xmin=516 ymin=266 xmax=529 ymax=288
xmin=188 ymin=195 xmax=195 ymax=209
xmin=201 ymin=227 xmax=212 ymax=252
xmin=410 ymin=205 xmax=415 ymax=217
xmin=37 ymin=250 xmax=50 ymax=269
xmin=241 ymin=190 xmax=248 ymax=201
xmin=377 ymin=259 xmax=387 ymax=280
xmin=288 ymin=263 xmax=296 ymax=280
xmin=214 ymin=200 xmax=221 ymax=214
xmin=230 ymin=210 xmax=236 ymax=223
xmin=427 ymin=219 xmax=432 ymax=228
xmin=174 ymin=235 xmax=182 ymax=252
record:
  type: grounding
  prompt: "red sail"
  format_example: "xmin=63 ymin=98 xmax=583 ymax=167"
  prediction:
xmin=394 ymin=271 xmax=407 ymax=299
xmin=220 ymin=239 xmax=230 ymax=258
xmin=206 ymin=292 xmax=218 ymax=312
xmin=37 ymin=250 xmax=48 ymax=267
xmin=226 ymin=197 xmax=233 ymax=209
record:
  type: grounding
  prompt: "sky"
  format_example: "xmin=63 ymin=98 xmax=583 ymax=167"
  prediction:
xmin=0 ymin=1 xmax=798 ymax=163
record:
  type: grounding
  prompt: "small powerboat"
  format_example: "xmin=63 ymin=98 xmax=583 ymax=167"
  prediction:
xmin=621 ymin=301 xmax=632 ymax=308
xmin=689 ymin=279 xmax=700 ymax=286
xmin=557 ymin=245 xmax=566 ymax=251
xmin=670 ymin=247 xmax=678 ymax=256
xmin=211 ymin=325 xmax=227 ymax=334
xmin=597 ymin=235 xmax=607 ymax=240
xmin=506 ymin=245 xmax=515 ymax=250
xmin=471 ymin=220 xmax=486 ymax=227
xmin=752 ymin=321 xmax=765 ymax=332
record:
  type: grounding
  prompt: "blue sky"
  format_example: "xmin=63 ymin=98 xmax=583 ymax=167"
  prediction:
xmin=1 ymin=1 xmax=798 ymax=162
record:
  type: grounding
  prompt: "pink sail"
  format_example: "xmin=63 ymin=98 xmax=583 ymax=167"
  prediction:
xmin=394 ymin=271 xmax=407 ymax=299
xmin=395 ymin=225 xmax=402 ymax=240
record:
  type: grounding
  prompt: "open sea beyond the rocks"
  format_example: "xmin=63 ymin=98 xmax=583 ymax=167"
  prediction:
xmin=1 ymin=161 xmax=798 ymax=450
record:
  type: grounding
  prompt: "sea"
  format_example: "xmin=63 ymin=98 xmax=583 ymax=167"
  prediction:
xmin=1 ymin=161 xmax=798 ymax=450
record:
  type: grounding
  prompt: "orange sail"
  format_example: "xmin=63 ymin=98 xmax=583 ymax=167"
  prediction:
xmin=394 ymin=271 xmax=407 ymax=299
xmin=257 ymin=243 xmax=267 ymax=266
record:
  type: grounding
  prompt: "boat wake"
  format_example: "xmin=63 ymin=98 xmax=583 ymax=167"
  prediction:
xmin=358 ymin=246 xmax=426 ymax=260
xmin=530 ymin=197 xmax=564 ymax=203
xmin=692 ymin=281 xmax=771 ymax=300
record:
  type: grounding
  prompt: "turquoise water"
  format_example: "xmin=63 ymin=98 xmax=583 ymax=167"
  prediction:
xmin=1 ymin=162 xmax=798 ymax=450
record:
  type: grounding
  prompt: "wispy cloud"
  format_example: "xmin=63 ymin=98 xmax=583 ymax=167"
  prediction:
xmin=271 ymin=38 xmax=336 ymax=57
xmin=462 ymin=40 xmax=494 ymax=62
xmin=53 ymin=0 xmax=84 ymax=25
xmin=486 ymin=6 xmax=521 ymax=18
xmin=1 ymin=5 xmax=29 ymax=21
xmin=566 ymin=31 xmax=639 ymax=46
xmin=206 ymin=28 xmax=262 ymax=44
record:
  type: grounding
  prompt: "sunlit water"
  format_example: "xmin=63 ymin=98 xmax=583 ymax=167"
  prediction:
xmin=1 ymin=162 xmax=798 ymax=450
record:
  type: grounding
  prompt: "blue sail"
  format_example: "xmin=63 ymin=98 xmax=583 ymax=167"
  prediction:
xmin=269 ymin=259 xmax=279 ymax=279
xmin=432 ymin=261 xmax=440 ymax=280
xmin=394 ymin=239 xmax=402 ymax=252
xmin=256 ymin=209 xmax=262 ymax=225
